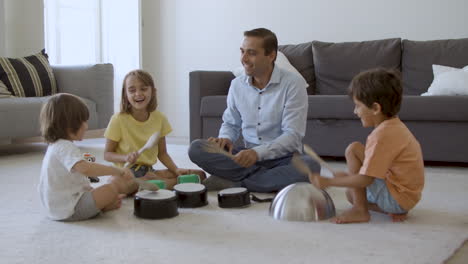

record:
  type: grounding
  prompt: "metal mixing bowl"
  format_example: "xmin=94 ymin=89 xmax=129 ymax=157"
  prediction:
xmin=269 ymin=182 xmax=336 ymax=222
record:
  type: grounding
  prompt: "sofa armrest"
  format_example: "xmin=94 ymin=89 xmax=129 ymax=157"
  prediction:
xmin=189 ymin=71 xmax=235 ymax=142
xmin=52 ymin=64 xmax=114 ymax=129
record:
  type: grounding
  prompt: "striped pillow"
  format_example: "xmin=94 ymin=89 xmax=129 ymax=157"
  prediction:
xmin=0 ymin=50 xmax=57 ymax=97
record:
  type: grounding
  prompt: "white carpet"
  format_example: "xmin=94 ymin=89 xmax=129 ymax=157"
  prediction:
xmin=0 ymin=139 xmax=467 ymax=264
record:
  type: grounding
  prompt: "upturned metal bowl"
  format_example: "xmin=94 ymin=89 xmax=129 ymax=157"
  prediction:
xmin=269 ymin=183 xmax=336 ymax=222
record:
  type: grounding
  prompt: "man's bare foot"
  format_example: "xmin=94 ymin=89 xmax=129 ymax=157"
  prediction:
xmin=332 ymin=207 xmax=370 ymax=224
xmin=388 ymin=213 xmax=407 ymax=222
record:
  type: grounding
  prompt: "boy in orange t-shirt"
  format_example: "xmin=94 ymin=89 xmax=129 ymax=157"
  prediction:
xmin=309 ymin=68 xmax=425 ymax=224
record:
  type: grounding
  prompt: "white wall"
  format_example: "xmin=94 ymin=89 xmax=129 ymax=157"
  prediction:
xmin=5 ymin=0 xmax=466 ymax=141
xmin=0 ymin=0 xmax=5 ymax=56
xmin=141 ymin=0 xmax=468 ymax=142
xmin=3 ymin=0 xmax=44 ymax=57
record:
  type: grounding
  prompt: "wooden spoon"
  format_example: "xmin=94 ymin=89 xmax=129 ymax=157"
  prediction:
xmin=303 ymin=144 xmax=335 ymax=173
xmin=124 ymin=132 xmax=160 ymax=168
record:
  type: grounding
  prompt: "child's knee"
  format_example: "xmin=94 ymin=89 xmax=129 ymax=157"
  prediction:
xmin=345 ymin=142 xmax=364 ymax=157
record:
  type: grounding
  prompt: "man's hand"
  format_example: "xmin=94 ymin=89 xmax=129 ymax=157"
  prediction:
xmin=207 ymin=137 xmax=233 ymax=153
xmin=308 ymin=173 xmax=329 ymax=189
xmin=233 ymin=149 xmax=258 ymax=168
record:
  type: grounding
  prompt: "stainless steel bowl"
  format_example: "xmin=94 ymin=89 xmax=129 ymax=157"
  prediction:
xmin=269 ymin=182 xmax=336 ymax=222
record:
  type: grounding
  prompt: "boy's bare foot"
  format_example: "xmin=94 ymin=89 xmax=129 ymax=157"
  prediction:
xmin=368 ymin=203 xmax=407 ymax=222
xmin=389 ymin=213 xmax=407 ymax=222
xmin=332 ymin=207 xmax=370 ymax=224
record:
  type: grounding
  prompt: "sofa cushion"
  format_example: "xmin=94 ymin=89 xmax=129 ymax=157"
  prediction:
xmin=399 ymin=95 xmax=468 ymax=121
xmin=200 ymin=96 xmax=227 ymax=117
xmin=0 ymin=50 xmax=58 ymax=97
xmin=307 ymin=95 xmax=355 ymax=119
xmin=312 ymin=38 xmax=401 ymax=95
xmin=199 ymin=95 xmax=468 ymax=122
xmin=232 ymin=52 xmax=307 ymax=86
xmin=279 ymin=42 xmax=315 ymax=95
xmin=0 ymin=96 xmax=98 ymax=138
xmin=402 ymin=38 xmax=468 ymax=95
xmin=307 ymin=95 xmax=468 ymax=121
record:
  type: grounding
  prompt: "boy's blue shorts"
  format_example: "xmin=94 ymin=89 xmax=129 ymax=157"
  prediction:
xmin=366 ymin=178 xmax=407 ymax=214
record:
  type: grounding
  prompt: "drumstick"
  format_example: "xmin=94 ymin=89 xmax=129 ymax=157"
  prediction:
xmin=303 ymin=144 xmax=335 ymax=173
xmin=123 ymin=132 xmax=160 ymax=191
xmin=291 ymin=153 xmax=312 ymax=175
xmin=124 ymin=132 xmax=160 ymax=168
xmin=135 ymin=178 xmax=159 ymax=192
xmin=202 ymin=141 xmax=235 ymax=159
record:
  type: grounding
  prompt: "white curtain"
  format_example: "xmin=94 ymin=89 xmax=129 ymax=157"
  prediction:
xmin=0 ymin=0 xmax=5 ymax=56
xmin=44 ymin=0 xmax=141 ymax=112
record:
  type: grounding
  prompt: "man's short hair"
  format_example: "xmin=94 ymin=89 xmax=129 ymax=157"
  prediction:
xmin=244 ymin=28 xmax=278 ymax=58
xmin=349 ymin=68 xmax=403 ymax=117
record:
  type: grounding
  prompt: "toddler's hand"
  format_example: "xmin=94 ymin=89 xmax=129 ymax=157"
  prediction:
xmin=126 ymin=152 xmax=139 ymax=164
xmin=119 ymin=168 xmax=134 ymax=180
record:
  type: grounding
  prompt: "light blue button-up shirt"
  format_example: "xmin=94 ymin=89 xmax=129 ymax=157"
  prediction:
xmin=219 ymin=65 xmax=308 ymax=161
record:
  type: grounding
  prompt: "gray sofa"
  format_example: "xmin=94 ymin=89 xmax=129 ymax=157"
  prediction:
xmin=190 ymin=38 xmax=468 ymax=163
xmin=0 ymin=64 xmax=114 ymax=140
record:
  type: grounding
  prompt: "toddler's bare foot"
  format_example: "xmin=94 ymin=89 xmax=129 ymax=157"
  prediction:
xmin=103 ymin=194 xmax=125 ymax=211
xmin=389 ymin=213 xmax=407 ymax=222
xmin=332 ymin=207 xmax=370 ymax=224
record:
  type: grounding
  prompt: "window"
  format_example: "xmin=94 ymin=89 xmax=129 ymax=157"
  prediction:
xmin=44 ymin=0 xmax=100 ymax=65
xmin=44 ymin=0 xmax=141 ymax=111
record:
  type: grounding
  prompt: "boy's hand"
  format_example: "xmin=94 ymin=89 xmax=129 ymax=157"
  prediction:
xmin=126 ymin=152 xmax=139 ymax=164
xmin=119 ymin=168 xmax=134 ymax=180
xmin=233 ymin=149 xmax=258 ymax=168
xmin=333 ymin=171 xmax=348 ymax=178
xmin=308 ymin=173 xmax=328 ymax=189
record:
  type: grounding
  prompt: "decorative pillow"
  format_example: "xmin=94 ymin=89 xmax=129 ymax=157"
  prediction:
xmin=422 ymin=64 xmax=468 ymax=96
xmin=402 ymin=38 xmax=468 ymax=95
xmin=0 ymin=80 xmax=12 ymax=98
xmin=232 ymin=51 xmax=307 ymax=84
xmin=0 ymin=49 xmax=57 ymax=97
xmin=279 ymin=42 xmax=315 ymax=94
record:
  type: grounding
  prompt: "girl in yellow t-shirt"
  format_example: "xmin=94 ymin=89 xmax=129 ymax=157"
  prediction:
xmin=104 ymin=70 xmax=205 ymax=193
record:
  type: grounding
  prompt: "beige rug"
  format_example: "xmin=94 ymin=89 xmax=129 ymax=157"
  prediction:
xmin=0 ymin=139 xmax=467 ymax=264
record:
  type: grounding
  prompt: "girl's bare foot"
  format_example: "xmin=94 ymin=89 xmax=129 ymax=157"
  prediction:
xmin=332 ymin=207 xmax=370 ymax=224
xmin=389 ymin=213 xmax=407 ymax=222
